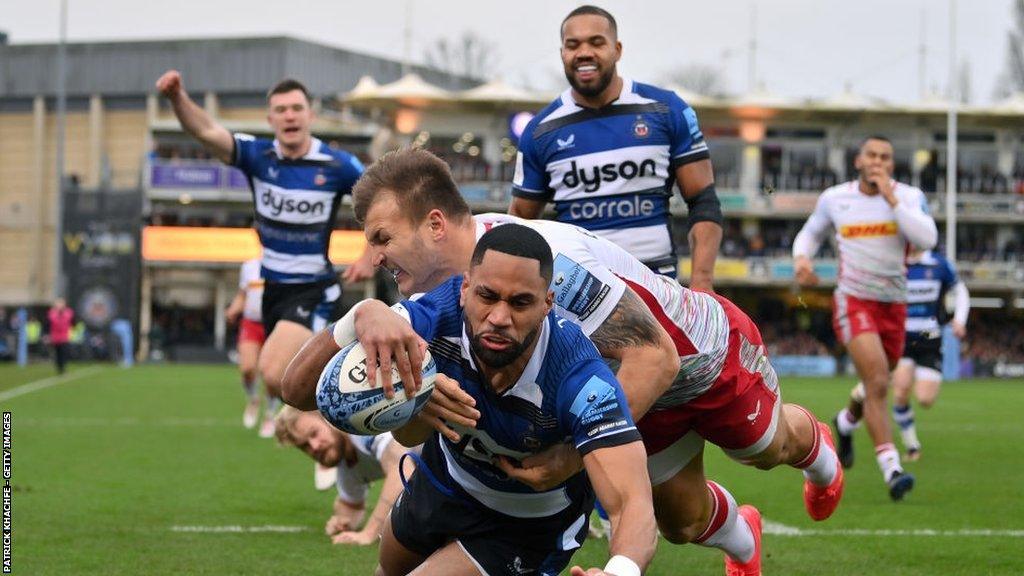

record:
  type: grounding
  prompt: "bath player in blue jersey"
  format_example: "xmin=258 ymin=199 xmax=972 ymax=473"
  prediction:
xmin=287 ymin=224 xmax=656 ymax=576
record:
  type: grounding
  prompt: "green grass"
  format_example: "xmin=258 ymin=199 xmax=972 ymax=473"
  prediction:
xmin=2 ymin=363 xmax=1021 ymax=575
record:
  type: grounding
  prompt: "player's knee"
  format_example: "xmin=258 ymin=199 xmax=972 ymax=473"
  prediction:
xmin=917 ymin=395 xmax=936 ymax=409
xmin=863 ymin=375 xmax=889 ymax=397
xmin=750 ymin=457 xmax=779 ymax=471
xmin=259 ymin=356 xmax=284 ymax=387
xmin=660 ymin=521 xmax=704 ymax=545
xmin=657 ymin=502 xmax=709 ymax=545
xmin=735 ymin=448 xmax=784 ymax=470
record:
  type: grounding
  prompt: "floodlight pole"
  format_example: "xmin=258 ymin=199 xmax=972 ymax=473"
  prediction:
xmin=945 ymin=0 xmax=958 ymax=262
xmin=54 ymin=0 xmax=68 ymax=299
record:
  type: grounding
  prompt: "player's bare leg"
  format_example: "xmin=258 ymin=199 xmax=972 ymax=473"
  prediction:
xmin=893 ymin=362 xmax=942 ymax=461
xmin=844 ymin=332 xmax=914 ymax=499
xmin=891 ymin=360 xmax=921 ymax=460
xmin=237 ymin=339 xmax=262 ymax=429
xmin=652 ymin=445 xmax=760 ymax=575
xmin=257 ymin=320 xmax=312 ymax=437
xmin=376 ymin=516 xmax=430 ymax=576
xmin=732 ymin=402 xmax=843 ymax=521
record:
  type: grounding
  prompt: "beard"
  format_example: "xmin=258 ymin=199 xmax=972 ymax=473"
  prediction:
xmin=565 ymin=63 xmax=615 ymax=98
xmin=466 ymin=319 xmax=539 ymax=369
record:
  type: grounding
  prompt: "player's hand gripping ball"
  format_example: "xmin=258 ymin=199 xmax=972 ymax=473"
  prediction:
xmin=315 ymin=341 xmax=436 ymax=435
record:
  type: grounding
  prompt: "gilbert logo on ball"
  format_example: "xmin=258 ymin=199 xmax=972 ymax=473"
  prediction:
xmin=315 ymin=341 xmax=436 ymax=435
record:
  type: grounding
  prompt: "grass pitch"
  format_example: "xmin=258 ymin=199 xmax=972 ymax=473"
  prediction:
xmin=2 ymin=363 xmax=1021 ymax=575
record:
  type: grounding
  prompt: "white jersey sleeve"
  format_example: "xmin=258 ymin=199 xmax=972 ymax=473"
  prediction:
xmin=475 ymin=214 xmax=626 ymax=335
xmin=792 ymin=191 xmax=834 ymax=259
xmin=951 ymin=281 xmax=970 ymax=326
xmin=893 ymin=185 xmax=938 ymax=251
xmin=238 ymin=258 xmax=264 ymax=322
xmin=335 ymin=433 xmax=401 ymax=504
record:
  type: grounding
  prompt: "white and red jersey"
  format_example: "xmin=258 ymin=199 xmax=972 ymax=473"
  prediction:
xmin=238 ymin=258 xmax=265 ymax=322
xmin=792 ymin=180 xmax=937 ymax=303
xmin=475 ymin=213 xmax=730 ymax=408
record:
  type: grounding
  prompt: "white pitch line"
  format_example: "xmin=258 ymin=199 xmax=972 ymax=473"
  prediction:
xmin=170 ymin=525 xmax=310 ymax=534
xmin=0 ymin=366 xmax=105 ymax=403
xmin=763 ymin=520 xmax=1024 ymax=538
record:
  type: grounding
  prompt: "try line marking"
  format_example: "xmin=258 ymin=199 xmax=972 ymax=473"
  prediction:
xmin=764 ymin=520 xmax=1024 ymax=538
xmin=166 ymin=522 xmax=1024 ymax=538
xmin=0 ymin=366 xmax=105 ymax=403
xmin=170 ymin=525 xmax=310 ymax=534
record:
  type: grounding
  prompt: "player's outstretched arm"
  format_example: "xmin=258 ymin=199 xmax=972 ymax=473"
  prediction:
xmin=325 ymin=497 xmax=366 ymax=537
xmin=154 ymin=69 xmax=234 ymax=164
xmin=224 ymin=289 xmax=245 ymax=326
xmin=573 ymin=441 xmax=656 ymax=576
xmin=332 ymin=441 xmax=407 ymax=545
xmin=281 ymin=328 xmax=339 ymax=410
xmin=590 ymin=289 xmax=680 ymax=422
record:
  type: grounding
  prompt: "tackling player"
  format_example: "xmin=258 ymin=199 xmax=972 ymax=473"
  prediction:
xmin=793 ymin=135 xmax=937 ymax=500
xmin=510 ymin=5 xmax=723 ymax=287
xmin=284 ymin=148 xmax=846 ymax=576
xmin=225 ymin=258 xmax=272 ymax=435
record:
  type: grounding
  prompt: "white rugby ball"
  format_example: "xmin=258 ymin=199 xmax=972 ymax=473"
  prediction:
xmin=315 ymin=341 xmax=436 ymax=435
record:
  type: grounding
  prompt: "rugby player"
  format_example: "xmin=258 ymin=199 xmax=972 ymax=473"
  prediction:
xmin=891 ymin=249 xmax=968 ymax=460
xmin=793 ymin=135 xmax=937 ymax=500
xmin=155 ymin=71 xmax=371 ymax=422
xmin=284 ymin=148 xmax=846 ymax=576
xmin=509 ymin=5 xmax=722 ymax=288
xmin=274 ymin=406 xmax=415 ymax=546
xmin=225 ymin=258 xmax=271 ymax=435
xmin=289 ymin=224 xmax=656 ymax=576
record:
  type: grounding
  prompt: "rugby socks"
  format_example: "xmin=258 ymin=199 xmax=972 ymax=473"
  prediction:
xmin=791 ymin=406 xmax=839 ymax=487
xmin=836 ymin=407 xmax=862 ymax=436
xmin=693 ymin=481 xmax=756 ymax=564
xmin=242 ymin=375 xmax=258 ymax=399
xmin=893 ymin=404 xmax=920 ymax=452
xmin=265 ymin=396 xmax=282 ymax=417
xmin=875 ymin=443 xmax=903 ymax=482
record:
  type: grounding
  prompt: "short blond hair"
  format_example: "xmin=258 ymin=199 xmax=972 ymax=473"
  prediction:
xmin=273 ymin=405 xmax=309 ymax=446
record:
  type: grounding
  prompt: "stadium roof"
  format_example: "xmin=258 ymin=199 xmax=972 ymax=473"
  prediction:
xmin=0 ymin=36 xmax=480 ymax=100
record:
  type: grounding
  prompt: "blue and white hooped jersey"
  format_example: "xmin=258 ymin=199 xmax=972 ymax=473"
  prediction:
xmin=905 ymin=250 xmax=958 ymax=339
xmin=393 ymin=276 xmax=641 ymax=519
xmin=512 ymin=79 xmax=709 ymax=267
xmin=232 ymin=135 xmax=364 ymax=284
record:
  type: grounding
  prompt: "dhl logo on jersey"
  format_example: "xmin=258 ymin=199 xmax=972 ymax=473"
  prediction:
xmin=839 ymin=221 xmax=898 ymax=238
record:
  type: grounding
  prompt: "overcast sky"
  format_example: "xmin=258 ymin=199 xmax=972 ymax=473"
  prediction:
xmin=4 ymin=0 xmax=1015 ymax=104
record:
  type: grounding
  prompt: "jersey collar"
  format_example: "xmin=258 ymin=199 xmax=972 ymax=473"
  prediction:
xmin=271 ymin=136 xmax=324 ymax=160
xmin=561 ymin=77 xmax=635 ymax=110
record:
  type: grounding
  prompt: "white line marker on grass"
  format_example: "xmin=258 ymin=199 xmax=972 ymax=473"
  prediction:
xmin=0 ymin=366 xmax=105 ymax=403
xmin=763 ymin=520 xmax=1024 ymax=538
xmin=170 ymin=525 xmax=310 ymax=534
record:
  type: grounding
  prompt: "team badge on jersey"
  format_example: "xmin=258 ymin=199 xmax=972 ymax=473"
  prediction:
xmin=314 ymin=172 xmax=327 ymax=186
xmin=632 ymin=117 xmax=650 ymax=138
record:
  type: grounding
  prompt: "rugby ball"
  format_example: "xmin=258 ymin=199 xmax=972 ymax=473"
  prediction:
xmin=315 ymin=341 xmax=436 ymax=435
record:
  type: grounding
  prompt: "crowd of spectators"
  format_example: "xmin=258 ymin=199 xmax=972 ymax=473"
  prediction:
xmin=958 ymin=229 xmax=1024 ymax=263
xmin=761 ymin=166 xmax=840 ymax=193
xmin=963 ymin=315 xmax=1024 ymax=364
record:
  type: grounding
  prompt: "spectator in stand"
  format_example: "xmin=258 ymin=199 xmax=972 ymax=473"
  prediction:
xmin=47 ymin=298 xmax=75 ymax=374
